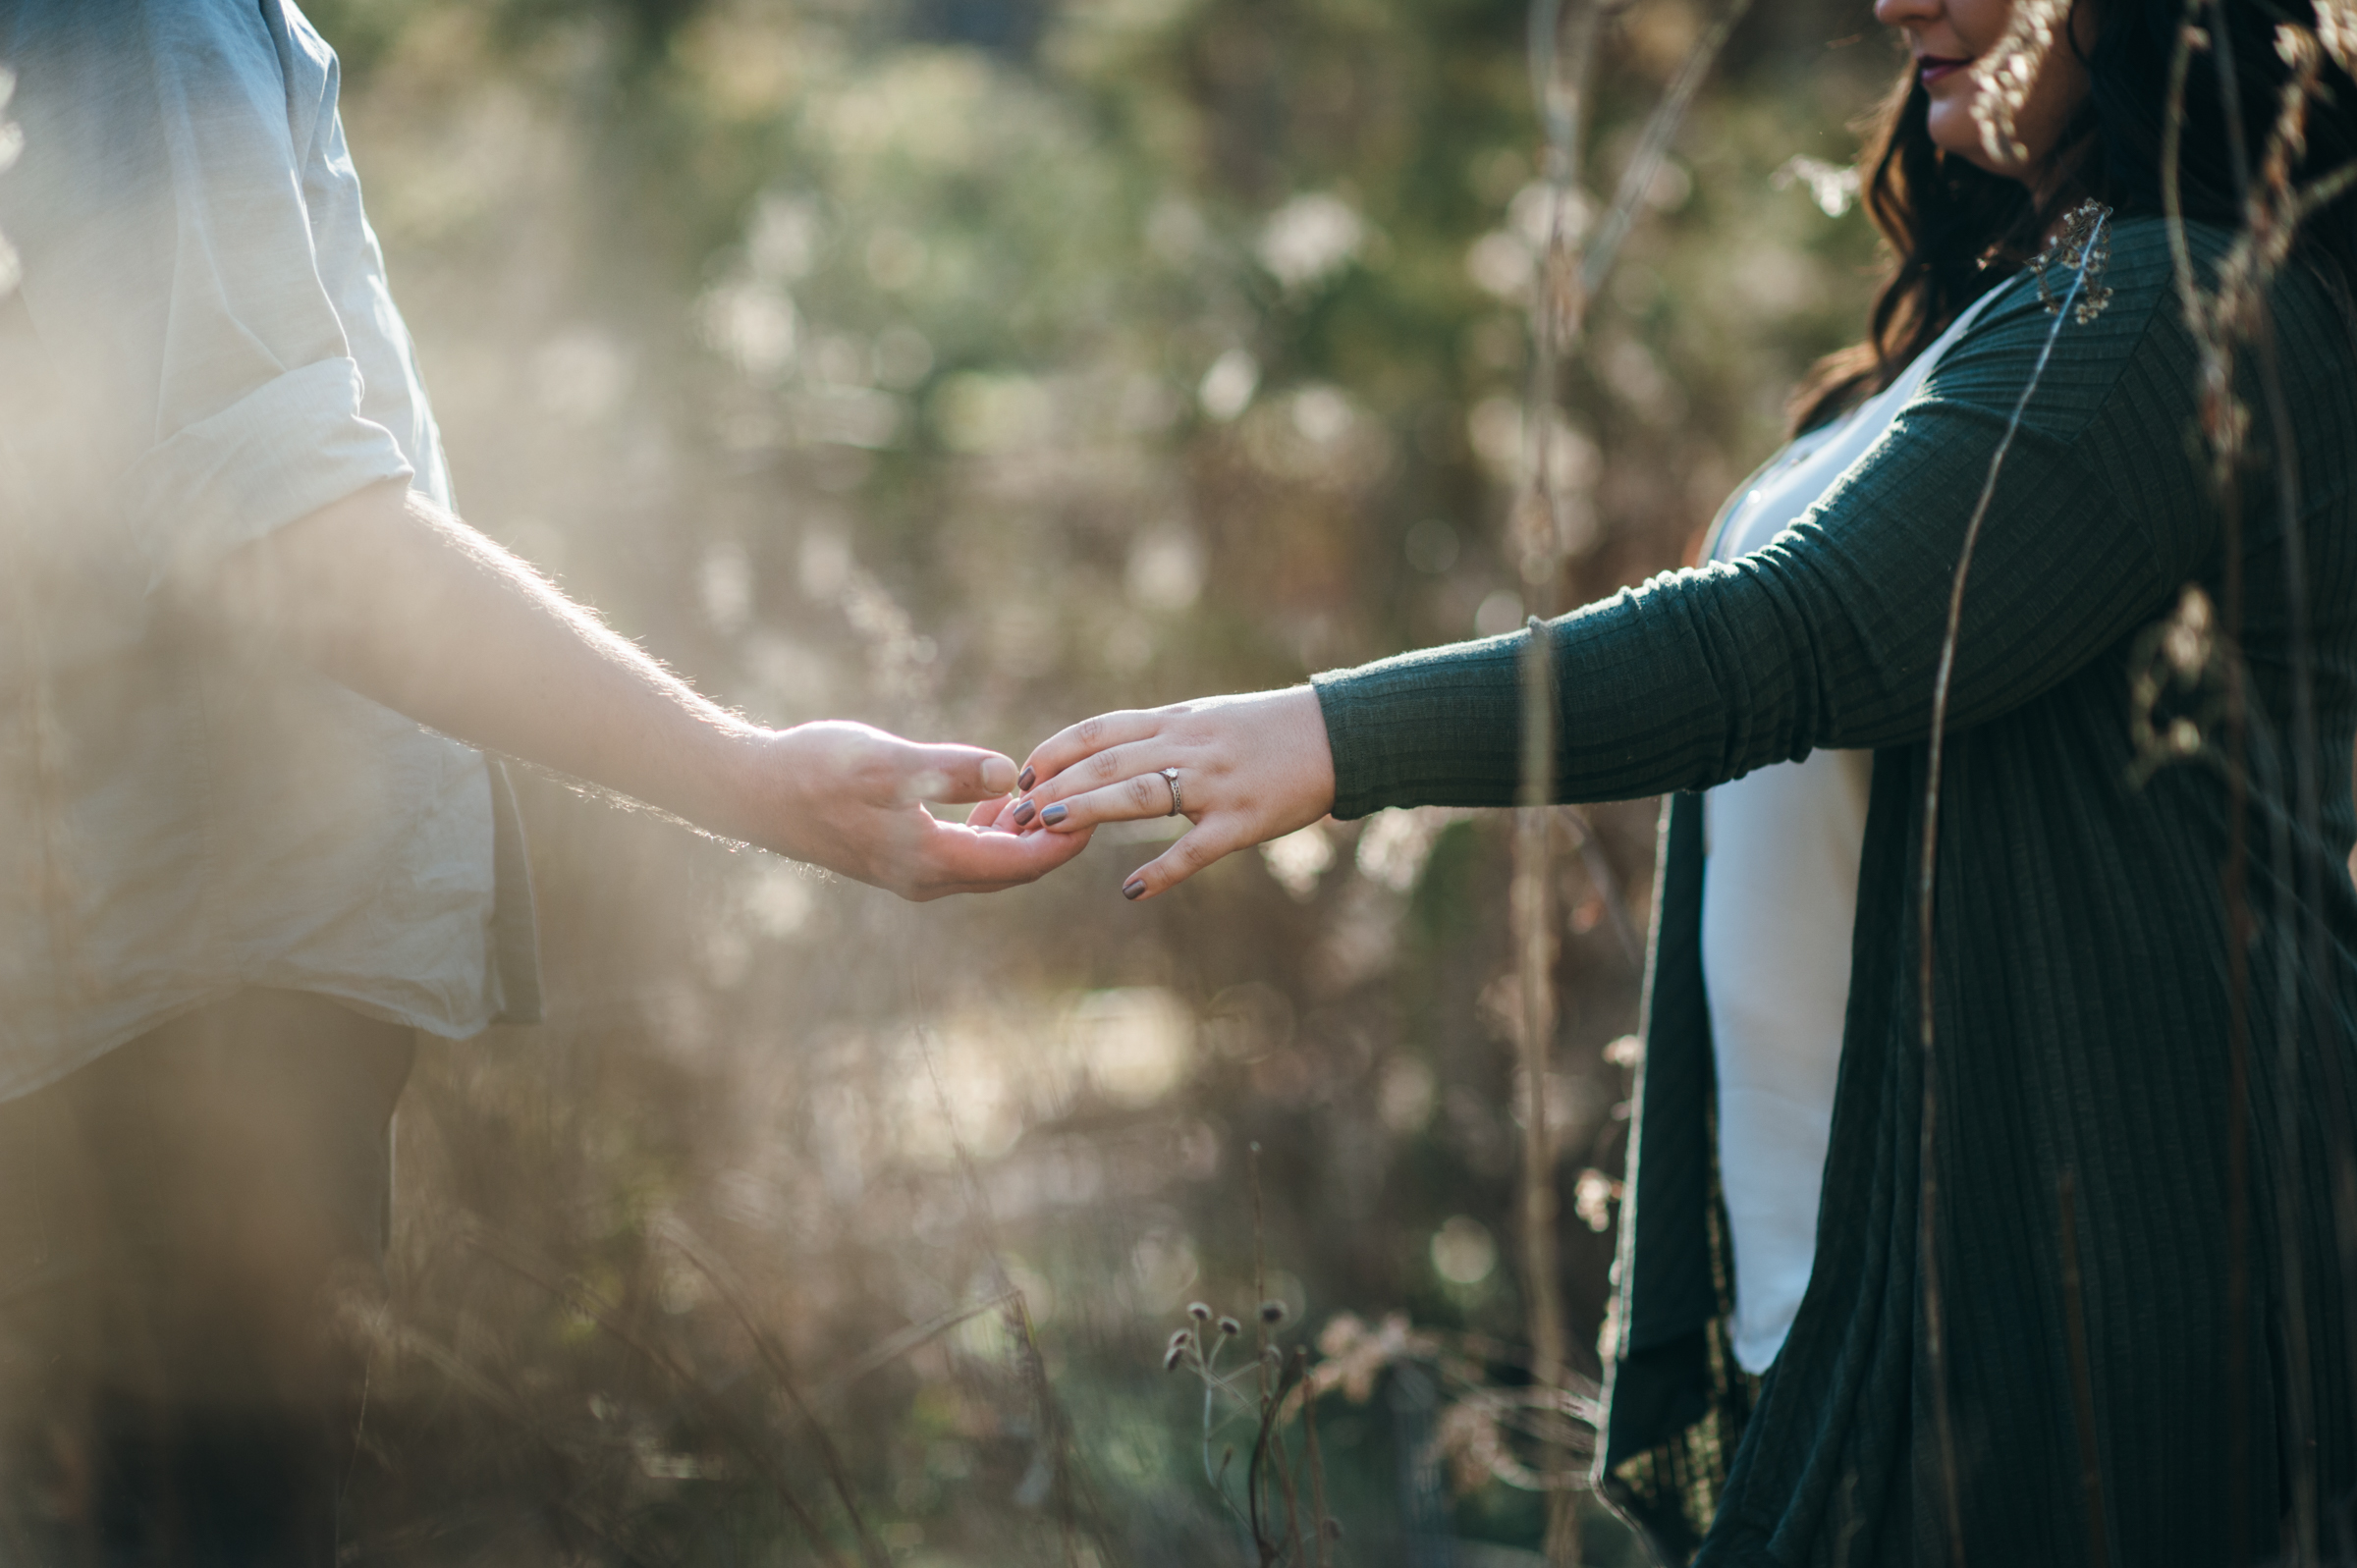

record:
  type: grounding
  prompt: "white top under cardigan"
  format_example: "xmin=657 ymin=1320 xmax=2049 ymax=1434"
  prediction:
xmin=1700 ymin=287 xmax=2003 ymax=1375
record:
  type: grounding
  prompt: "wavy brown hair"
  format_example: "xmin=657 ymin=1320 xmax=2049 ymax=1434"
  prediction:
xmin=1792 ymin=0 xmax=2357 ymax=435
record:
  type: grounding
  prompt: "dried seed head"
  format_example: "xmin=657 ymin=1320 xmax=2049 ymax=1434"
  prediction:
xmin=1574 ymin=1167 xmax=1622 ymax=1234
xmin=1169 ymin=1326 xmax=1195 ymax=1349
xmin=2029 ymin=201 xmax=2114 ymax=323
xmin=1259 ymin=1300 xmax=1288 ymax=1325
xmin=1164 ymin=1342 xmax=1187 ymax=1373
xmin=2318 ymin=0 xmax=2357 ymax=78
xmin=2163 ymin=585 xmax=2214 ymax=676
xmin=1187 ymin=1301 xmax=1212 ymax=1324
xmin=2278 ymin=22 xmax=2322 ymax=72
xmin=1218 ymin=1316 xmax=1242 ymax=1338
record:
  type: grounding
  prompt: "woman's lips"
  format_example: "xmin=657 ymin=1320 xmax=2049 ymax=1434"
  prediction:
xmin=1918 ymin=55 xmax=1970 ymax=86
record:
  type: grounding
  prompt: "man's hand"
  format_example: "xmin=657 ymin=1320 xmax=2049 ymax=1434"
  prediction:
xmin=738 ymin=722 xmax=1092 ymax=898
xmin=204 ymin=481 xmax=1086 ymax=900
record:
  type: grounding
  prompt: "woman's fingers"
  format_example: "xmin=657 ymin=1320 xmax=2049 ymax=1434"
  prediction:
xmin=1120 ymin=822 xmax=1243 ymax=900
xmin=1024 ymin=764 xmax=1191 ymax=833
xmin=1019 ymin=710 xmax=1171 ymax=792
xmin=1014 ymin=738 xmax=1187 ymax=820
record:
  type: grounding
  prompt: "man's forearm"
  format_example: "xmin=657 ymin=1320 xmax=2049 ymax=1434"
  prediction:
xmin=200 ymin=480 xmax=1096 ymax=899
xmin=208 ymin=481 xmax=773 ymax=843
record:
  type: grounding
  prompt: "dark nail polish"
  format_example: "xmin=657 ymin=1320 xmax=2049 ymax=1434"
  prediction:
xmin=1041 ymin=803 xmax=1069 ymax=826
xmin=1124 ymin=881 xmax=1146 ymax=900
xmin=1012 ymin=800 xmax=1036 ymax=827
xmin=1018 ymin=765 xmax=1036 ymax=791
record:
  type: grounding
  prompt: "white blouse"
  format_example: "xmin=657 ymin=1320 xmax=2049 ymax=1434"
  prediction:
xmin=1700 ymin=288 xmax=2001 ymax=1374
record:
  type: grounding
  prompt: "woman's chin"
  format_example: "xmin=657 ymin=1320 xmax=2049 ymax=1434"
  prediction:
xmin=1924 ymin=102 xmax=2027 ymax=182
xmin=1923 ymin=100 xmax=1985 ymax=158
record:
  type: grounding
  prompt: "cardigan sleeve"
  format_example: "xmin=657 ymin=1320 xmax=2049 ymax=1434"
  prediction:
xmin=1313 ymin=217 xmax=2222 ymax=819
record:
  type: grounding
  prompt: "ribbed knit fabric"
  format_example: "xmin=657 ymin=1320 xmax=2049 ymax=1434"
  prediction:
xmin=1312 ymin=217 xmax=2357 ymax=1565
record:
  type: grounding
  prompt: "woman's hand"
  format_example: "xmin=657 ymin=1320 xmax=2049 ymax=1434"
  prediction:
xmin=1011 ymin=687 xmax=1336 ymax=900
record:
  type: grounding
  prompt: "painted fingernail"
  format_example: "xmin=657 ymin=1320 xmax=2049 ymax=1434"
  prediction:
xmin=1012 ymin=799 xmax=1036 ymax=827
xmin=1041 ymin=803 xmax=1069 ymax=826
xmin=1124 ymin=880 xmax=1146 ymax=900
xmin=1018 ymin=765 xmax=1036 ymax=791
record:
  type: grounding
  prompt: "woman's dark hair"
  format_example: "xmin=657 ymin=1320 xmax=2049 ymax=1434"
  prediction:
xmin=1791 ymin=0 xmax=2357 ymax=433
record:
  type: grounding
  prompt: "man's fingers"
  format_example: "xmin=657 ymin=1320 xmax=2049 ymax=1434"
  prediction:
xmin=1020 ymin=710 xmax=1168 ymax=791
xmin=898 ymin=743 xmax=1019 ymax=803
xmin=904 ymin=813 xmax=1094 ymax=897
xmin=1120 ymin=823 xmax=1235 ymax=900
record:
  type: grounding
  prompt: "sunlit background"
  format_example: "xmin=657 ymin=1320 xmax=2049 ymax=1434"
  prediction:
xmin=289 ymin=0 xmax=1892 ymax=1559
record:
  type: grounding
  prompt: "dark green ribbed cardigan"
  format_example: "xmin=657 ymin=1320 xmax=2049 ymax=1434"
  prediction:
xmin=1311 ymin=217 xmax=2357 ymax=1565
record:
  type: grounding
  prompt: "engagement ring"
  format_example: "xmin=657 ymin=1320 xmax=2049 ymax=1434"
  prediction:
xmin=1160 ymin=767 xmax=1182 ymax=817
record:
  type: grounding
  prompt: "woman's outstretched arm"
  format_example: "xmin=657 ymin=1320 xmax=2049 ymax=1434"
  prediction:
xmin=1014 ymin=219 xmax=2285 ymax=899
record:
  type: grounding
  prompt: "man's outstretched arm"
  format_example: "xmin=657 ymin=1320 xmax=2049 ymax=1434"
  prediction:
xmin=201 ymin=480 xmax=1089 ymax=900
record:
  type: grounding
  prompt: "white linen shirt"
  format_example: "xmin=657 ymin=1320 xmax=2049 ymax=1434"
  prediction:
xmin=0 ymin=0 xmax=537 ymax=1103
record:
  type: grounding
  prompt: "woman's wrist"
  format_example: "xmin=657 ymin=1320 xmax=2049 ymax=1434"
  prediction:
xmin=1310 ymin=633 xmax=1529 ymax=818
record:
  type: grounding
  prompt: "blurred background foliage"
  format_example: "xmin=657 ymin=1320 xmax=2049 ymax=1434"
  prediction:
xmin=296 ymin=0 xmax=1896 ymax=1560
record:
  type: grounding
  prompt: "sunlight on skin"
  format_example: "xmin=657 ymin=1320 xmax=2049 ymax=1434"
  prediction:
xmin=208 ymin=483 xmax=1086 ymax=901
xmin=1872 ymin=0 xmax=2098 ymax=202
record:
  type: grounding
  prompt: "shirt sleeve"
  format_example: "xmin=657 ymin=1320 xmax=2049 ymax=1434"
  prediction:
xmin=1312 ymin=218 xmax=2222 ymax=818
xmin=0 ymin=0 xmax=412 ymax=589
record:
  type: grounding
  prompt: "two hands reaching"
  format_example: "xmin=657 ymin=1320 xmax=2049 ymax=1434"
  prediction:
xmin=747 ymin=687 xmax=1333 ymax=903
xmin=219 ymin=481 xmax=1326 ymax=905
xmin=959 ymin=685 xmax=1337 ymax=901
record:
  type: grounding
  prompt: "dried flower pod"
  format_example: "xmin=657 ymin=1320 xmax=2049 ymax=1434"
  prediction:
xmin=2028 ymin=201 xmax=2114 ymax=323
xmin=1187 ymin=1301 xmax=1212 ymax=1323
xmin=2318 ymin=0 xmax=2357 ymax=78
xmin=1164 ymin=1342 xmax=1188 ymax=1373
xmin=2163 ymin=585 xmax=2214 ymax=676
xmin=1259 ymin=1300 xmax=1288 ymax=1325
xmin=1218 ymin=1316 xmax=1241 ymax=1338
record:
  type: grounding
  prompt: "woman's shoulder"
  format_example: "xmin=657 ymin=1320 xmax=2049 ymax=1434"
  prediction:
xmin=1920 ymin=213 xmax=2194 ymax=429
xmin=2099 ymin=211 xmax=2357 ymax=393
xmin=1921 ymin=207 xmax=2356 ymax=493
xmin=1986 ymin=210 xmax=2341 ymax=342
xmin=1926 ymin=209 xmax=2348 ymax=409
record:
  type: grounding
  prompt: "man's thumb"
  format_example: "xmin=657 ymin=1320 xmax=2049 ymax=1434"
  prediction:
xmin=900 ymin=743 xmax=1018 ymax=803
